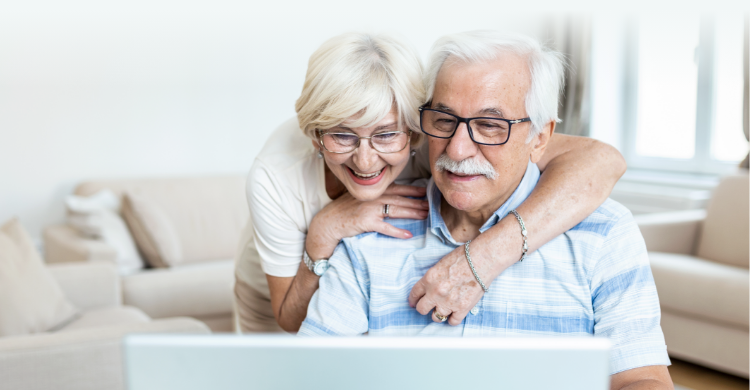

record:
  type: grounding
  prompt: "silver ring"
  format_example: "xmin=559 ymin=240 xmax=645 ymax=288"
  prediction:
xmin=434 ymin=310 xmax=448 ymax=322
xmin=383 ymin=204 xmax=390 ymax=218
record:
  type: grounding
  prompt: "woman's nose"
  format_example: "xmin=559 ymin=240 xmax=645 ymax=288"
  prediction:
xmin=352 ymin=139 xmax=379 ymax=171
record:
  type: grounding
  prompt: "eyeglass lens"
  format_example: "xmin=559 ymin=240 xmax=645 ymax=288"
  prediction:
xmin=321 ymin=131 xmax=409 ymax=153
xmin=421 ymin=110 xmax=510 ymax=145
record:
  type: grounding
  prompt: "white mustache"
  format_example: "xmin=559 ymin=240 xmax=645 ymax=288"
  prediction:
xmin=434 ymin=153 xmax=498 ymax=180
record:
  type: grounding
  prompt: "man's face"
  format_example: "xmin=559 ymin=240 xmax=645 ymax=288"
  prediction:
xmin=428 ymin=55 xmax=551 ymax=215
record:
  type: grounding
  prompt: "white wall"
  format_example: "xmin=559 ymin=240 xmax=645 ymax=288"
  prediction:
xmin=4 ymin=0 xmax=738 ymax=242
xmin=0 ymin=0 xmax=549 ymax=242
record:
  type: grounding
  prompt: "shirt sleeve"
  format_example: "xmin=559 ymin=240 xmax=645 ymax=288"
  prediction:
xmin=590 ymin=212 xmax=671 ymax=374
xmin=247 ymin=160 xmax=307 ymax=277
xmin=298 ymin=240 xmax=370 ymax=336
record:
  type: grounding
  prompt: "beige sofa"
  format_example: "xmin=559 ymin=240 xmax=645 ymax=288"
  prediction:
xmin=0 ymin=261 xmax=210 ymax=390
xmin=635 ymin=171 xmax=749 ymax=378
xmin=43 ymin=176 xmax=248 ymax=332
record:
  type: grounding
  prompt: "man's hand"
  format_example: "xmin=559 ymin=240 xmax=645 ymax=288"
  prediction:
xmin=408 ymin=244 xmax=486 ymax=325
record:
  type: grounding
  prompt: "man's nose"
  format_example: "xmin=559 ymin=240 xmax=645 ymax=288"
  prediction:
xmin=446 ymin=122 xmax=479 ymax=161
xmin=352 ymin=139 xmax=379 ymax=171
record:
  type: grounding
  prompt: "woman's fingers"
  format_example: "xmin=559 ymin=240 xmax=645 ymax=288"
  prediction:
xmin=372 ymin=221 xmax=414 ymax=239
xmin=378 ymin=195 xmax=429 ymax=211
xmin=383 ymin=184 xmax=427 ymax=197
xmin=383 ymin=204 xmax=428 ymax=220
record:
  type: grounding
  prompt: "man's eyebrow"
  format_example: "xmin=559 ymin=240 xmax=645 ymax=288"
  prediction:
xmin=433 ymin=103 xmax=453 ymax=112
xmin=477 ymin=107 xmax=505 ymax=118
xmin=432 ymin=103 xmax=506 ymax=118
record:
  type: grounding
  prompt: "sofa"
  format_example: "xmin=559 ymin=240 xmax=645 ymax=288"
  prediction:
xmin=635 ymin=171 xmax=749 ymax=378
xmin=0 ymin=261 xmax=210 ymax=390
xmin=43 ymin=176 xmax=249 ymax=332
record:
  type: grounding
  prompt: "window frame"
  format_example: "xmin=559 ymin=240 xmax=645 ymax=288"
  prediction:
xmin=622 ymin=15 xmax=746 ymax=175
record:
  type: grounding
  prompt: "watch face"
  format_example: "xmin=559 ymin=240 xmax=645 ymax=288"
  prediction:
xmin=314 ymin=260 xmax=329 ymax=276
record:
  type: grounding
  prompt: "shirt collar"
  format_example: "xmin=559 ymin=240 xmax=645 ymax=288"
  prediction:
xmin=427 ymin=160 xmax=541 ymax=246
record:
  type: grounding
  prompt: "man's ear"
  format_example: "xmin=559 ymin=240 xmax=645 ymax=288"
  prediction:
xmin=529 ymin=120 xmax=555 ymax=164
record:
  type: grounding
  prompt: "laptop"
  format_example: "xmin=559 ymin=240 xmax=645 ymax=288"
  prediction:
xmin=123 ymin=334 xmax=611 ymax=390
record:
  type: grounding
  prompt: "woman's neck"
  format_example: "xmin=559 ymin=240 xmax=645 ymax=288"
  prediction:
xmin=323 ymin=162 xmax=347 ymax=200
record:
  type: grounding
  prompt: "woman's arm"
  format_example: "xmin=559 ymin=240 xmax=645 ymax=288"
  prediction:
xmin=268 ymin=185 xmax=429 ymax=332
xmin=409 ymin=134 xmax=626 ymax=325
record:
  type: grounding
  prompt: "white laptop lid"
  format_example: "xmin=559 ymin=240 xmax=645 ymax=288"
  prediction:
xmin=124 ymin=335 xmax=610 ymax=390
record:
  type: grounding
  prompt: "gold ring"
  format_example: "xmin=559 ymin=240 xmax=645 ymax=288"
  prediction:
xmin=434 ymin=310 xmax=448 ymax=322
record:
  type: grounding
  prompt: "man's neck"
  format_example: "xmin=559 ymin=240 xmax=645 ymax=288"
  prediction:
xmin=440 ymin=193 xmax=511 ymax=243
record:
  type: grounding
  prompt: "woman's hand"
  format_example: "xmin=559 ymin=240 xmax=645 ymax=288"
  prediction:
xmin=305 ymin=184 xmax=428 ymax=261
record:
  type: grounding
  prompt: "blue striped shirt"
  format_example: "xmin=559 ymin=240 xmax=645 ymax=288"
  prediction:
xmin=299 ymin=162 xmax=670 ymax=374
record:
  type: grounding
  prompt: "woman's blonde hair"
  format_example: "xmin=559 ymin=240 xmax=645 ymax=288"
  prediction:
xmin=296 ymin=32 xmax=425 ymax=147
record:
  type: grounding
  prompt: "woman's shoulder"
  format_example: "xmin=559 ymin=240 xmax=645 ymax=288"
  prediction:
xmin=248 ymin=117 xmax=323 ymax=198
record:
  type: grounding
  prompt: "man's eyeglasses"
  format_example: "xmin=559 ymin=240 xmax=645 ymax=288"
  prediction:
xmin=419 ymin=107 xmax=531 ymax=146
xmin=318 ymin=129 xmax=411 ymax=154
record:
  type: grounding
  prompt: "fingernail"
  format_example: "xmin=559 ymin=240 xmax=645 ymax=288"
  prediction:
xmin=404 ymin=232 xmax=412 ymax=238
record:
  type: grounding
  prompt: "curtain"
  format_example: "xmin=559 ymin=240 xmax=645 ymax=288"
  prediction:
xmin=544 ymin=15 xmax=593 ymax=137
xmin=742 ymin=13 xmax=749 ymax=169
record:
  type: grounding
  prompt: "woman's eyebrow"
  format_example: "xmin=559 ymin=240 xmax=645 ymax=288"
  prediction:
xmin=374 ymin=123 xmax=397 ymax=131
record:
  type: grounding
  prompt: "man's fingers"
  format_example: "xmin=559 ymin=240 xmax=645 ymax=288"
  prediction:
xmin=383 ymin=204 xmax=428 ymax=220
xmin=383 ymin=184 xmax=427 ymax=197
xmin=408 ymin=281 xmax=426 ymax=307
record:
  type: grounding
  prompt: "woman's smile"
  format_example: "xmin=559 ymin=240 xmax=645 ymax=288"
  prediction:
xmin=346 ymin=166 xmax=387 ymax=185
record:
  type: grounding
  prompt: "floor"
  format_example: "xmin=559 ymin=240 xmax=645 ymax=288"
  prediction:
xmin=669 ymin=358 xmax=748 ymax=390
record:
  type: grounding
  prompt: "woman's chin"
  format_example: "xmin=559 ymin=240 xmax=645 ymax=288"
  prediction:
xmin=344 ymin=183 xmax=388 ymax=202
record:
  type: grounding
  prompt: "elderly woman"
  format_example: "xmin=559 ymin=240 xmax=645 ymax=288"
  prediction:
xmin=234 ymin=32 xmax=626 ymax=333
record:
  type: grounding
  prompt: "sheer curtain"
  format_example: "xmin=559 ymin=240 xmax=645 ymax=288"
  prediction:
xmin=742 ymin=13 xmax=749 ymax=169
xmin=544 ymin=15 xmax=592 ymax=137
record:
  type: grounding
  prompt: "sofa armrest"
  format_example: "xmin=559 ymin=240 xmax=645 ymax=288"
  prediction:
xmin=634 ymin=209 xmax=706 ymax=255
xmin=47 ymin=262 xmax=122 ymax=309
xmin=0 ymin=318 xmax=209 ymax=390
xmin=43 ymin=224 xmax=117 ymax=264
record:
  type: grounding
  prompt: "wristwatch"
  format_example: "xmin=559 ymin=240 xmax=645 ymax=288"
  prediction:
xmin=303 ymin=250 xmax=330 ymax=276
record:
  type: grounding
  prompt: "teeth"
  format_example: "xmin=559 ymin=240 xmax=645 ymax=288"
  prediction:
xmin=352 ymin=167 xmax=384 ymax=179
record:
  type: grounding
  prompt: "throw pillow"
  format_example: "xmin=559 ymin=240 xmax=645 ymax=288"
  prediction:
xmin=0 ymin=218 xmax=78 ymax=336
xmin=121 ymin=192 xmax=183 ymax=268
xmin=66 ymin=190 xmax=145 ymax=274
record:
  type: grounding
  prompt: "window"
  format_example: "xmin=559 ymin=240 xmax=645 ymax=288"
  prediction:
xmin=623 ymin=14 xmax=748 ymax=174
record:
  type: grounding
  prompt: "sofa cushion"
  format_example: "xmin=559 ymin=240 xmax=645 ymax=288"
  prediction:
xmin=696 ymin=173 xmax=749 ymax=268
xmin=650 ymin=251 xmax=749 ymax=328
xmin=76 ymin=176 xmax=248 ymax=266
xmin=0 ymin=218 xmax=78 ymax=337
xmin=66 ymin=190 xmax=144 ymax=274
xmin=122 ymin=192 xmax=182 ymax=268
xmin=57 ymin=306 xmax=149 ymax=332
xmin=122 ymin=260 xmax=234 ymax=319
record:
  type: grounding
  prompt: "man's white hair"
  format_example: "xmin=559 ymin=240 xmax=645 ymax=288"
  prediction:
xmin=424 ymin=30 xmax=566 ymax=142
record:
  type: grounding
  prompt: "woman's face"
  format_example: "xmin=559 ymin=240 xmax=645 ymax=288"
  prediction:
xmin=315 ymin=109 xmax=412 ymax=202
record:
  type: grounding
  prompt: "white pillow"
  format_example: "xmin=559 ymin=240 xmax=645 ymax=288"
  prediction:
xmin=65 ymin=190 xmax=145 ymax=274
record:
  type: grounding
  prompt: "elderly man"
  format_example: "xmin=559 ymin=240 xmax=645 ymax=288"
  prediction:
xmin=298 ymin=31 xmax=672 ymax=389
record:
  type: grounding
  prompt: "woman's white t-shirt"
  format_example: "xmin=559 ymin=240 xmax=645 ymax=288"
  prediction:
xmin=235 ymin=117 xmax=430 ymax=298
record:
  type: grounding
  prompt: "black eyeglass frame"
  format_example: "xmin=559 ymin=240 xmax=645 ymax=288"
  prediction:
xmin=418 ymin=106 xmax=531 ymax=146
xmin=316 ymin=129 xmax=413 ymax=154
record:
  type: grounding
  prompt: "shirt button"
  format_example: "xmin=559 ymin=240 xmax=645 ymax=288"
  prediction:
xmin=470 ymin=306 xmax=479 ymax=315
